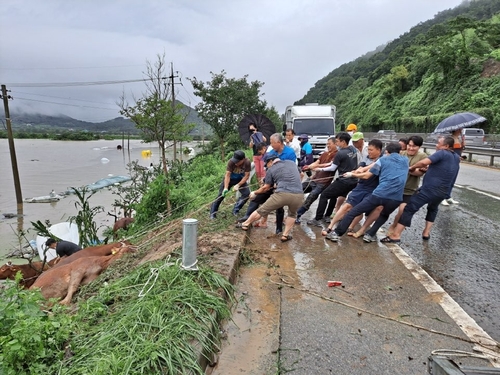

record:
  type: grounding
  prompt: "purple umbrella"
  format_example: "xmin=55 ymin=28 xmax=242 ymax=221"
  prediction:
xmin=433 ymin=112 xmax=486 ymax=133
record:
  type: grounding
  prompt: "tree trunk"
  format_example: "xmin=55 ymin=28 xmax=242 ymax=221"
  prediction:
xmin=220 ymin=137 xmax=225 ymax=161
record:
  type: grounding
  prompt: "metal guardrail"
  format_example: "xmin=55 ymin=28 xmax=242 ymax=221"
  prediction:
xmin=421 ymin=142 xmax=500 ymax=167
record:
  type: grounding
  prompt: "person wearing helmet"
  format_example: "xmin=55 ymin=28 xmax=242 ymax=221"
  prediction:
xmin=346 ymin=123 xmax=357 ymax=136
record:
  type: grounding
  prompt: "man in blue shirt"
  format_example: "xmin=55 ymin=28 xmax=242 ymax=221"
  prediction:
xmin=327 ymin=142 xmax=409 ymax=242
xmin=382 ymin=136 xmax=460 ymax=242
xmin=268 ymin=133 xmax=297 ymax=162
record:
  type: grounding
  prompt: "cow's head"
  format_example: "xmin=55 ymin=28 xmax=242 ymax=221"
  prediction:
xmin=0 ymin=262 xmax=19 ymax=279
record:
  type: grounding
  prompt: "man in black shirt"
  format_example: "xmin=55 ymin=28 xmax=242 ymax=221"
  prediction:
xmin=45 ymin=238 xmax=81 ymax=258
xmin=307 ymin=132 xmax=359 ymax=226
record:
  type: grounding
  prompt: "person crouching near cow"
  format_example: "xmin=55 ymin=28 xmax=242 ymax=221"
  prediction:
xmin=45 ymin=238 xmax=81 ymax=258
xmin=238 ymin=154 xmax=303 ymax=242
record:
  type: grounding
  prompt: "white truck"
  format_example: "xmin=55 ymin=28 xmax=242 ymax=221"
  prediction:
xmin=283 ymin=103 xmax=336 ymax=157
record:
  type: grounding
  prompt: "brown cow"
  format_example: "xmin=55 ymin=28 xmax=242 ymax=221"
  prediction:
xmin=113 ymin=217 xmax=134 ymax=239
xmin=30 ymin=245 xmax=135 ymax=305
xmin=52 ymin=241 xmax=131 ymax=269
xmin=0 ymin=259 xmax=58 ymax=288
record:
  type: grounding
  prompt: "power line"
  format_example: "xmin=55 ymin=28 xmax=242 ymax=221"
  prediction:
xmin=15 ymin=97 xmax=118 ymax=111
xmin=14 ymin=90 xmax=118 ymax=106
xmin=6 ymin=78 xmax=149 ymax=88
xmin=1 ymin=64 xmax=146 ymax=71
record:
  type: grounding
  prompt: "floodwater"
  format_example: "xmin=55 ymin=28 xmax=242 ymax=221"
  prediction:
xmin=0 ymin=138 xmax=193 ymax=261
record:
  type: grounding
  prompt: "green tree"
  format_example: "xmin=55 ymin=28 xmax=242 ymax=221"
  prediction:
xmin=119 ymin=54 xmax=194 ymax=176
xmin=189 ymin=71 xmax=267 ymax=160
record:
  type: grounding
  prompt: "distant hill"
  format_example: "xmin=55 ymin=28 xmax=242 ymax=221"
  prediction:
xmin=9 ymin=101 xmax=212 ymax=137
xmin=297 ymin=0 xmax=500 ymax=133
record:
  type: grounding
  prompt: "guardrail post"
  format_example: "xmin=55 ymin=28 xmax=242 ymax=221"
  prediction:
xmin=181 ymin=218 xmax=199 ymax=271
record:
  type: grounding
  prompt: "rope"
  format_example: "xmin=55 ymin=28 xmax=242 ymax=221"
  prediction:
xmin=269 ymin=278 xmax=500 ymax=358
xmin=137 ymin=255 xmax=177 ymax=298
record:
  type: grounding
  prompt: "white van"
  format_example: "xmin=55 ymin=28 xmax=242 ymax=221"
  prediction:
xmin=462 ymin=128 xmax=485 ymax=146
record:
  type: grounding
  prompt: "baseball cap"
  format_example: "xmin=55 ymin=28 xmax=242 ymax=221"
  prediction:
xmin=230 ymin=150 xmax=245 ymax=164
xmin=346 ymin=123 xmax=357 ymax=131
xmin=298 ymin=134 xmax=309 ymax=140
xmin=351 ymin=132 xmax=364 ymax=142
xmin=263 ymin=153 xmax=279 ymax=164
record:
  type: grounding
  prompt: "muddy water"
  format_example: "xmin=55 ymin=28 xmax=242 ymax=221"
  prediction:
xmin=209 ymin=263 xmax=282 ymax=375
xmin=0 ymin=139 xmax=195 ymax=261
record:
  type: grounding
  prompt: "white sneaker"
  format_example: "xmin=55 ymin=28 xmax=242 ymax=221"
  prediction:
xmin=447 ymin=198 xmax=459 ymax=204
xmin=441 ymin=199 xmax=450 ymax=206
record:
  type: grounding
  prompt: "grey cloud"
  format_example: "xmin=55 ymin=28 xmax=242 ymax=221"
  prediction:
xmin=0 ymin=0 xmax=463 ymax=121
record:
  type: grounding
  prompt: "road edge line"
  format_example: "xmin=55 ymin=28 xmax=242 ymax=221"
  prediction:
xmin=389 ymin=244 xmax=500 ymax=367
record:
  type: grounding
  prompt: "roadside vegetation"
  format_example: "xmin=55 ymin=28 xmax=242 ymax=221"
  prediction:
xmin=0 ymin=146 xmax=242 ymax=374
xmin=298 ymin=0 xmax=500 ymax=133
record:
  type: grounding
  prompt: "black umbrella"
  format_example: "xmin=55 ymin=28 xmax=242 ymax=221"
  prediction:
xmin=238 ymin=114 xmax=276 ymax=146
xmin=433 ymin=112 xmax=486 ymax=133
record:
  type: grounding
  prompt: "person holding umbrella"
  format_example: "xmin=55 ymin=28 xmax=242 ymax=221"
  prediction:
xmin=248 ymin=122 xmax=267 ymax=181
xmin=380 ymin=136 xmax=460 ymax=243
xmin=432 ymin=112 xmax=485 ymax=207
xmin=441 ymin=128 xmax=465 ymax=206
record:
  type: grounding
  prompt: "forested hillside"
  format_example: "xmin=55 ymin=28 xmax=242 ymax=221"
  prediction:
xmin=297 ymin=0 xmax=500 ymax=133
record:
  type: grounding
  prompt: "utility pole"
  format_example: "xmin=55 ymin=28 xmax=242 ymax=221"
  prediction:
xmin=170 ymin=62 xmax=178 ymax=161
xmin=1 ymin=85 xmax=23 ymax=206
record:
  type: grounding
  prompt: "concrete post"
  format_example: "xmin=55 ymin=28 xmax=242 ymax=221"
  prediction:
xmin=181 ymin=218 xmax=199 ymax=271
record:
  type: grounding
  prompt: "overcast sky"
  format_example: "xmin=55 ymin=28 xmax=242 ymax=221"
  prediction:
xmin=0 ymin=0 xmax=464 ymax=123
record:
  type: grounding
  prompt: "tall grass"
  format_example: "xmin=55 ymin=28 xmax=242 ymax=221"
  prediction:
xmin=61 ymin=262 xmax=232 ymax=374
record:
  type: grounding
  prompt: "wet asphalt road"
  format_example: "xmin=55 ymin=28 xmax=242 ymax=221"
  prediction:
xmin=297 ymin=162 xmax=500 ymax=342
xmin=398 ymin=178 xmax=500 ymax=342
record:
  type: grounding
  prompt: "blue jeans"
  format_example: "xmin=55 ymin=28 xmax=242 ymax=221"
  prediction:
xmin=399 ymin=188 xmax=444 ymax=227
xmin=210 ymin=179 xmax=250 ymax=217
xmin=297 ymin=181 xmax=327 ymax=217
xmin=238 ymin=189 xmax=284 ymax=232
xmin=335 ymin=194 xmax=401 ymax=237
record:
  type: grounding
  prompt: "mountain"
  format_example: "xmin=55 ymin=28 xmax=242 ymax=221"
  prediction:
xmin=297 ymin=0 xmax=500 ymax=133
xmin=8 ymin=101 xmax=212 ymax=137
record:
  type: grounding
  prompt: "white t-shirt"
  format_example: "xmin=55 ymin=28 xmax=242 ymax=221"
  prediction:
xmin=285 ymin=138 xmax=301 ymax=159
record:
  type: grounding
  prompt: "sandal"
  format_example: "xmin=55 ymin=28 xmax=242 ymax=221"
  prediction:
xmin=235 ymin=223 xmax=250 ymax=231
xmin=380 ymin=236 xmax=400 ymax=243
xmin=346 ymin=228 xmax=354 ymax=234
xmin=280 ymin=234 xmax=293 ymax=242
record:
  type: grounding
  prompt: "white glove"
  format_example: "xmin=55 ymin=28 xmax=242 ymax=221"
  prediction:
xmin=249 ymin=191 xmax=256 ymax=200
xmin=233 ymin=184 xmax=240 ymax=192
xmin=344 ymin=172 xmax=353 ymax=178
